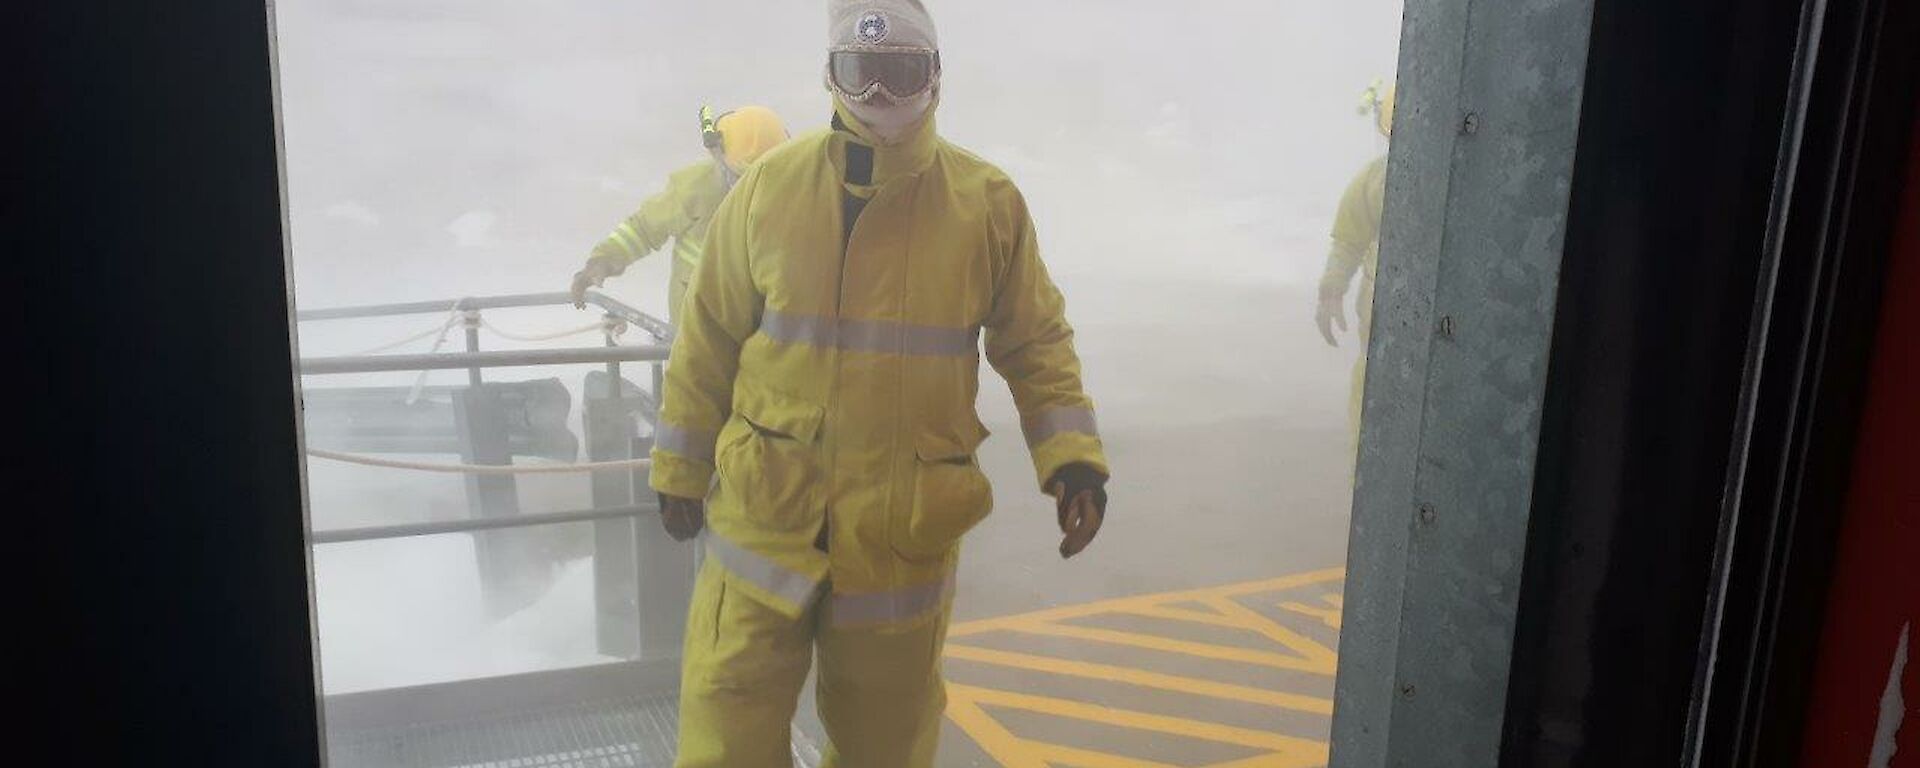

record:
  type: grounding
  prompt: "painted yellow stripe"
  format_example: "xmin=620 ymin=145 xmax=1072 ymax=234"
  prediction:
xmin=1213 ymin=570 xmax=1347 ymax=598
xmin=944 ymin=644 xmax=1334 ymax=715
xmin=1028 ymin=743 xmax=1184 ymax=768
xmin=947 ymin=683 xmax=1330 ymax=757
xmin=1114 ymin=604 xmax=1260 ymax=630
xmin=1278 ymin=594 xmax=1343 ymax=630
xmin=1115 ymin=598 xmax=1338 ymax=674
xmin=943 ymin=685 xmax=1050 ymax=768
xmin=1199 ymin=596 xmax=1337 ymax=673
xmin=1002 ymin=620 xmax=1330 ymax=673
xmin=949 ymin=568 xmax=1344 ymax=638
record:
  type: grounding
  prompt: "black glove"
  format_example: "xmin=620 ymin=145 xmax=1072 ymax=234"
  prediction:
xmin=1047 ymin=463 xmax=1108 ymax=558
xmin=657 ymin=492 xmax=705 ymax=542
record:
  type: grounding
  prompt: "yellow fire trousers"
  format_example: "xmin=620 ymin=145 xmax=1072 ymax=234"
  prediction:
xmin=674 ymin=556 xmax=952 ymax=767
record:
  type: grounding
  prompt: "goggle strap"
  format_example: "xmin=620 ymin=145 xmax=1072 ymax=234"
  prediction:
xmin=700 ymin=106 xmax=733 ymax=150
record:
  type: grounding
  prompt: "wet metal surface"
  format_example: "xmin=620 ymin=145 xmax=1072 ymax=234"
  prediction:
xmin=1335 ymin=0 xmax=1597 ymax=764
xmin=328 ymin=694 xmax=680 ymax=768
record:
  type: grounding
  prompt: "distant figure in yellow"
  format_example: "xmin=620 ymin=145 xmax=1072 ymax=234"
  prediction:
xmin=570 ymin=106 xmax=788 ymax=323
xmin=1315 ymin=81 xmax=1394 ymax=448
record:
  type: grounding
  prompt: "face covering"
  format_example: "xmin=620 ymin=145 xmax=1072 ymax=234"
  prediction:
xmin=839 ymin=87 xmax=934 ymax=144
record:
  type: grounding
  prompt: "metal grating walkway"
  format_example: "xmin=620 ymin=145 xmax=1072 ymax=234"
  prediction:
xmin=328 ymin=694 xmax=680 ymax=768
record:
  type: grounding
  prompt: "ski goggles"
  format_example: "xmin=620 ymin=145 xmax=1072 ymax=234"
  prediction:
xmin=828 ymin=49 xmax=940 ymax=101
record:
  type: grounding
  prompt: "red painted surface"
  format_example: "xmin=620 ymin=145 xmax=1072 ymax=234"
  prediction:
xmin=1797 ymin=120 xmax=1920 ymax=767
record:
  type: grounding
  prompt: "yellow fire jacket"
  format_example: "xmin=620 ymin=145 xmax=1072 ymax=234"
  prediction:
xmin=650 ymin=105 xmax=1107 ymax=630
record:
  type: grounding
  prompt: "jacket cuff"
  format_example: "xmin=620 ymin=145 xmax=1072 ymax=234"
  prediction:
xmin=649 ymin=451 xmax=713 ymax=500
xmin=1030 ymin=432 xmax=1109 ymax=493
xmin=588 ymin=248 xmax=632 ymax=274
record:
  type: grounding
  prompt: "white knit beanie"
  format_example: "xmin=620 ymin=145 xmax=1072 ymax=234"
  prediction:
xmin=828 ymin=0 xmax=938 ymax=52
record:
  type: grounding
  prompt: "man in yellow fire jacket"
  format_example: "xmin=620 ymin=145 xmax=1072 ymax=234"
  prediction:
xmin=649 ymin=2 xmax=1111 ymax=764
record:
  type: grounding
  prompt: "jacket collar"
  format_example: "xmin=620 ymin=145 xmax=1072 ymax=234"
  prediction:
xmin=829 ymin=96 xmax=939 ymax=186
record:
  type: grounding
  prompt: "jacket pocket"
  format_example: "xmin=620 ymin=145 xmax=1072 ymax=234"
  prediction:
xmin=895 ymin=419 xmax=993 ymax=562
xmin=715 ymin=380 xmax=826 ymax=533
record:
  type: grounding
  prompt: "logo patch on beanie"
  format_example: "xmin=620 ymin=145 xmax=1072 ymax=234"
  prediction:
xmin=855 ymin=11 xmax=889 ymax=43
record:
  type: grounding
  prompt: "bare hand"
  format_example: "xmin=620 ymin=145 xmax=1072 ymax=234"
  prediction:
xmin=1315 ymin=295 xmax=1349 ymax=347
xmin=658 ymin=493 xmax=705 ymax=541
xmin=571 ymin=259 xmax=618 ymax=309
xmin=570 ymin=271 xmax=596 ymax=310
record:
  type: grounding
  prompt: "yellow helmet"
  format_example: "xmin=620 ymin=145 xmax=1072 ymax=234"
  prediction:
xmin=703 ymin=105 xmax=788 ymax=172
xmin=1378 ymin=84 xmax=1396 ymax=137
xmin=1357 ymin=80 xmax=1396 ymax=138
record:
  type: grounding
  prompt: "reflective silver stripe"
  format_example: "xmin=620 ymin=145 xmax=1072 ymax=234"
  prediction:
xmin=653 ymin=423 xmax=716 ymax=463
xmin=759 ymin=310 xmax=835 ymax=348
xmin=760 ymin=309 xmax=978 ymax=357
xmin=1023 ymin=406 xmax=1100 ymax=447
xmin=706 ymin=533 xmax=822 ymax=608
xmin=830 ymin=573 xmax=956 ymax=627
xmin=611 ymin=222 xmax=646 ymax=258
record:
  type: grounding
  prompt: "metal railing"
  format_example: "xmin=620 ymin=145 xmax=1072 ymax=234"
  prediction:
xmin=298 ymin=290 xmax=670 ymax=378
xmin=300 ymin=345 xmax=668 ymax=375
xmin=309 ymin=504 xmax=655 ymax=545
xmin=295 ymin=289 xmax=670 ymax=544
xmin=296 ymin=290 xmax=671 ymax=339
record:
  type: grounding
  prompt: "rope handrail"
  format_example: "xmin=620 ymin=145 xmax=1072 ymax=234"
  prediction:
xmin=479 ymin=317 xmax=619 ymax=343
xmin=344 ymin=320 xmax=456 ymax=356
xmin=335 ymin=313 xmax=625 ymax=356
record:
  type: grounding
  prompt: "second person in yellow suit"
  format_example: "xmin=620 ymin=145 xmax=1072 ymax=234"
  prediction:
xmin=648 ymin=2 xmax=1111 ymax=765
xmin=570 ymin=106 xmax=788 ymax=323
xmin=1316 ymin=82 xmax=1394 ymax=446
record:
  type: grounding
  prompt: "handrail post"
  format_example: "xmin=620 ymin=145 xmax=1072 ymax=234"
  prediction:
xmin=630 ymin=434 xmax=687 ymax=661
xmin=462 ymin=308 xmax=483 ymax=387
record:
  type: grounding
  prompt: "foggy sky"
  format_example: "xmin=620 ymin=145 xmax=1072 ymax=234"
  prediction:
xmin=276 ymin=0 xmax=1403 ymax=315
